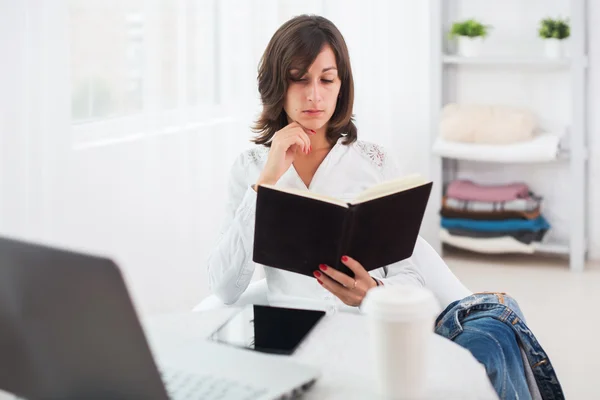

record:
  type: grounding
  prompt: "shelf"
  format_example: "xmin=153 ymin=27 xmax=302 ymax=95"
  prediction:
xmin=432 ymin=134 xmax=566 ymax=163
xmin=533 ymin=241 xmax=570 ymax=256
xmin=442 ymin=55 xmax=573 ymax=67
xmin=432 ymin=0 xmax=588 ymax=271
xmin=440 ymin=232 xmax=571 ymax=256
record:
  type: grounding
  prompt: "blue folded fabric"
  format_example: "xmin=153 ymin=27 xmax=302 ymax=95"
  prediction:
xmin=441 ymin=216 xmax=550 ymax=232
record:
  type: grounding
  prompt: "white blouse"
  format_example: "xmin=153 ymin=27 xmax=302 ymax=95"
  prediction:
xmin=207 ymin=137 xmax=471 ymax=313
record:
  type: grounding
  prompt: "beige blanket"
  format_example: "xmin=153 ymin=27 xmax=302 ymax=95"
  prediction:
xmin=440 ymin=103 xmax=538 ymax=144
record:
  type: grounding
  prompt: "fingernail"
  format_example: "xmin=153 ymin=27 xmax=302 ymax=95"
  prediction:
xmin=341 ymin=256 xmax=348 ymax=262
xmin=313 ymin=271 xmax=322 ymax=278
xmin=317 ymin=279 xmax=323 ymax=285
xmin=309 ymin=145 xmax=312 ymax=152
xmin=319 ymin=264 xmax=327 ymax=271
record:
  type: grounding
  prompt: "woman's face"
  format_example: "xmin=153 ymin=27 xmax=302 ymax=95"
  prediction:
xmin=283 ymin=45 xmax=342 ymax=131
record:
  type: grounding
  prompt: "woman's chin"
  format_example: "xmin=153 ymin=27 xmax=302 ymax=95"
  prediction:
xmin=297 ymin=118 xmax=325 ymax=131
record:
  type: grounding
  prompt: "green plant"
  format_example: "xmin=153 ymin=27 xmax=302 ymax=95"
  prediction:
xmin=449 ymin=19 xmax=491 ymax=39
xmin=538 ymin=17 xmax=570 ymax=39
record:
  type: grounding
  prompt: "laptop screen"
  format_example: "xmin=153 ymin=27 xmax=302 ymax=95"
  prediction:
xmin=208 ymin=305 xmax=326 ymax=355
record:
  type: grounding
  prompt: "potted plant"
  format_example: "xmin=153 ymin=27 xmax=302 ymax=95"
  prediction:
xmin=538 ymin=17 xmax=570 ymax=58
xmin=449 ymin=19 xmax=491 ymax=57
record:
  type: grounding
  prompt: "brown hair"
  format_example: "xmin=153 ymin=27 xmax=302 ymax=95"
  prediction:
xmin=252 ymin=15 xmax=357 ymax=146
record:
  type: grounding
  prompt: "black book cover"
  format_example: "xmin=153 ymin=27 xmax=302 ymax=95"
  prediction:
xmin=253 ymin=182 xmax=432 ymax=277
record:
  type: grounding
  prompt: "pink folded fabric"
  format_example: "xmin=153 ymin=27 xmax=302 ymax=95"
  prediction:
xmin=446 ymin=180 xmax=530 ymax=202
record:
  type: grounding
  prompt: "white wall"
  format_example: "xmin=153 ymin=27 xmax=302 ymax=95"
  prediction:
xmin=1 ymin=0 xmax=598 ymax=316
xmin=587 ymin=1 xmax=600 ymax=261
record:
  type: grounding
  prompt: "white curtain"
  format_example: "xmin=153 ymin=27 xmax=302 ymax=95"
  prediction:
xmin=0 ymin=0 xmax=71 ymax=242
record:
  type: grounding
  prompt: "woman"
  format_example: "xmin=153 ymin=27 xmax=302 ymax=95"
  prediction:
xmin=207 ymin=15 xmax=563 ymax=399
xmin=207 ymin=14 xmax=470 ymax=313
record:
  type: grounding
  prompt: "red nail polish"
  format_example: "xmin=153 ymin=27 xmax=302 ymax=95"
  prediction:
xmin=317 ymin=279 xmax=323 ymax=285
xmin=313 ymin=271 xmax=321 ymax=278
xmin=319 ymin=264 xmax=327 ymax=271
xmin=341 ymin=256 xmax=349 ymax=262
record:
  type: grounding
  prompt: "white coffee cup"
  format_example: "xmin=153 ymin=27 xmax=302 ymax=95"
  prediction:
xmin=362 ymin=285 xmax=440 ymax=399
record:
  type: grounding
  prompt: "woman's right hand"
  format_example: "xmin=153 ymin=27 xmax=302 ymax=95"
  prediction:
xmin=255 ymin=122 xmax=315 ymax=187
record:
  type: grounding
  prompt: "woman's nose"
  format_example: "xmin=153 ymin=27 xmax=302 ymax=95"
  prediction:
xmin=306 ymin=80 xmax=322 ymax=103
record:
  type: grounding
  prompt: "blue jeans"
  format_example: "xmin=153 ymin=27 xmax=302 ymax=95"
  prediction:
xmin=454 ymin=313 xmax=531 ymax=399
xmin=435 ymin=293 xmax=564 ymax=400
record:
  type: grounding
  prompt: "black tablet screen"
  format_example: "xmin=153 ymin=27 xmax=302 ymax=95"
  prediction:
xmin=208 ymin=305 xmax=326 ymax=355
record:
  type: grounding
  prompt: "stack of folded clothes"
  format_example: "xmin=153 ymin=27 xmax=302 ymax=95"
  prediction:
xmin=440 ymin=180 xmax=550 ymax=254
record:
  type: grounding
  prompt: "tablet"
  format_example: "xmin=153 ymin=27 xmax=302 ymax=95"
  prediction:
xmin=208 ymin=305 xmax=326 ymax=355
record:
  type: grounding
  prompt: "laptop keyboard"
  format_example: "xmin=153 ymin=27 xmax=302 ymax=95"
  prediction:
xmin=160 ymin=368 xmax=269 ymax=400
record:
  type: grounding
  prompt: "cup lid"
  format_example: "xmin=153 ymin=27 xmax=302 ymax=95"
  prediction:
xmin=362 ymin=285 xmax=440 ymax=321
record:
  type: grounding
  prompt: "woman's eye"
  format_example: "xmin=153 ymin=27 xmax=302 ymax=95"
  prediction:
xmin=291 ymin=78 xmax=334 ymax=84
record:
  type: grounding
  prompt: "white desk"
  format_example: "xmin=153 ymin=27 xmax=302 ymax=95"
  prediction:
xmin=143 ymin=308 xmax=498 ymax=400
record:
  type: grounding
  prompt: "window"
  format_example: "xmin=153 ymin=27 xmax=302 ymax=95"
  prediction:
xmin=69 ymin=0 xmax=145 ymax=122
xmin=68 ymin=0 xmax=219 ymax=126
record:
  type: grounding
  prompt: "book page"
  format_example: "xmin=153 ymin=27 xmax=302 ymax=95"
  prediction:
xmin=259 ymin=184 xmax=349 ymax=208
xmin=350 ymin=174 xmax=429 ymax=204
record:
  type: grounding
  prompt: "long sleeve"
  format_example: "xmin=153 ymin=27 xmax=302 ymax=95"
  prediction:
xmin=377 ymin=256 xmax=426 ymax=288
xmin=376 ymin=144 xmax=472 ymax=309
xmin=207 ymin=154 xmax=258 ymax=305
xmin=387 ymin=236 xmax=472 ymax=309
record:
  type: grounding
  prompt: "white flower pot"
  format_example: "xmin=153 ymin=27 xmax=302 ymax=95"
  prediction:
xmin=457 ymin=36 xmax=484 ymax=57
xmin=544 ymin=38 xmax=564 ymax=59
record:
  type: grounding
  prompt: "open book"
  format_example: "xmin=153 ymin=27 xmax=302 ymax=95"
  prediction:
xmin=252 ymin=174 xmax=433 ymax=277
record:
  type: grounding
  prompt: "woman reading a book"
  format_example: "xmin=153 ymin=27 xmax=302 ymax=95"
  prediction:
xmin=207 ymin=14 xmax=470 ymax=312
xmin=206 ymin=14 xmax=563 ymax=399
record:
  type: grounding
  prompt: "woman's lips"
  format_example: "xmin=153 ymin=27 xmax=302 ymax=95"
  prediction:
xmin=303 ymin=110 xmax=324 ymax=116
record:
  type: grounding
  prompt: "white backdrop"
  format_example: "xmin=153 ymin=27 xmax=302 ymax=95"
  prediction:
xmin=0 ymin=0 xmax=597 ymax=315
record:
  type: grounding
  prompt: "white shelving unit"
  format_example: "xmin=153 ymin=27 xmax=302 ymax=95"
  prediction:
xmin=442 ymin=55 xmax=576 ymax=67
xmin=429 ymin=0 xmax=588 ymax=271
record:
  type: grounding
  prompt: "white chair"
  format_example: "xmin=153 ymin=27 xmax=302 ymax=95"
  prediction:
xmin=193 ymin=279 xmax=269 ymax=312
xmin=194 ymin=237 xmax=471 ymax=312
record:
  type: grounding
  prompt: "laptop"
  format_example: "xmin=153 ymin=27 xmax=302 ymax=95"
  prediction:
xmin=0 ymin=236 xmax=320 ymax=400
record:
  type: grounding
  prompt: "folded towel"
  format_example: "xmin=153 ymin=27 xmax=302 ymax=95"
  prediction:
xmin=440 ymin=229 xmax=536 ymax=254
xmin=441 ymin=216 xmax=551 ymax=232
xmin=446 ymin=180 xmax=529 ymax=202
xmin=443 ymin=195 xmax=542 ymax=213
xmin=441 ymin=207 xmax=541 ymax=221
xmin=432 ymin=133 xmax=561 ymax=163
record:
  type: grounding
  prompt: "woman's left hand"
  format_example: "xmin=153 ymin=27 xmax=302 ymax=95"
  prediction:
xmin=314 ymin=255 xmax=378 ymax=307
